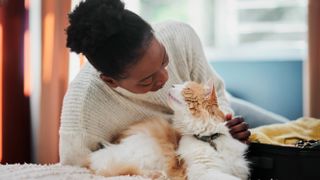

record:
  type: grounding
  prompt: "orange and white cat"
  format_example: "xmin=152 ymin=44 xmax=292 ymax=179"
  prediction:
xmin=169 ymin=81 xmax=249 ymax=180
xmin=87 ymin=80 xmax=249 ymax=180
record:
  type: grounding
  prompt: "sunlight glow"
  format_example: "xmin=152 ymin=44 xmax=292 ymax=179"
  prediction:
xmin=24 ymin=0 xmax=30 ymax=97
xmin=24 ymin=29 xmax=31 ymax=96
xmin=43 ymin=13 xmax=55 ymax=83
xmin=25 ymin=0 xmax=29 ymax=9
xmin=79 ymin=53 xmax=85 ymax=67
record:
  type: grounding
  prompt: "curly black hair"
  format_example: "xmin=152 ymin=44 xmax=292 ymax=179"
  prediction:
xmin=66 ymin=0 xmax=154 ymax=79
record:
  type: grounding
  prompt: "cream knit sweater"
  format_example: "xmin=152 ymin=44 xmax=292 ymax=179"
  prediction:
xmin=59 ymin=21 xmax=233 ymax=166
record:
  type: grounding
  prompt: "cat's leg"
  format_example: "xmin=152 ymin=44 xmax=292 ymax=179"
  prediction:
xmin=88 ymin=145 xmax=144 ymax=177
xmin=178 ymin=136 xmax=242 ymax=180
xmin=186 ymin=168 xmax=241 ymax=180
xmin=197 ymin=171 xmax=241 ymax=180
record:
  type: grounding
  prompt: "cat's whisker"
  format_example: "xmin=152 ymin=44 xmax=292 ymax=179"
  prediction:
xmin=169 ymin=92 xmax=183 ymax=105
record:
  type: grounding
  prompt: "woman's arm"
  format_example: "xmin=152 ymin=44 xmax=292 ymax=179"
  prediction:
xmin=59 ymin=67 xmax=112 ymax=166
xmin=59 ymin=131 xmax=105 ymax=166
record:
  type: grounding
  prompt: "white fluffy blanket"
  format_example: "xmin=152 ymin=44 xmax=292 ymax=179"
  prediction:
xmin=0 ymin=163 xmax=149 ymax=180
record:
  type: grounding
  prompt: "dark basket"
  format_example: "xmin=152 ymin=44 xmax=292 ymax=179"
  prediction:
xmin=246 ymin=142 xmax=320 ymax=180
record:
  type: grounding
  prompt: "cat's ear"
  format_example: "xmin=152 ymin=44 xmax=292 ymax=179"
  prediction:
xmin=205 ymin=78 xmax=219 ymax=106
xmin=204 ymin=78 xmax=215 ymax=97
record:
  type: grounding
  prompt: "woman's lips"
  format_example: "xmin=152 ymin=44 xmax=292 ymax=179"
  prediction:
xmin=151 ymin=83 xmax=166 ymax=91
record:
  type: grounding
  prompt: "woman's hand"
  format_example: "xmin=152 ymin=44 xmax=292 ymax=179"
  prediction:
xmin=225 ymin=114 xmax=250 ymax=144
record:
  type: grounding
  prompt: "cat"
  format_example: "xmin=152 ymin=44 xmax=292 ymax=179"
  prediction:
xmin=168 ymin=80 xmax=249 ymax=180
xmin=87 ymin=80 xmax=249 ymax=180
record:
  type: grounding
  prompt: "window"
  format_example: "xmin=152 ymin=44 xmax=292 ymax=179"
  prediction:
xmin=68 ymin=0 xmax=308 ymax=80
xmin=237 ymin=0 xmax=307 ymax=46
xmin=123 ymin=0 xmax=307 ymax=59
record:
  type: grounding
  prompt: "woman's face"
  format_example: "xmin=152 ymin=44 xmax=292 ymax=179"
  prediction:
xmin=102 ymin=37 xmax=169 ymax=94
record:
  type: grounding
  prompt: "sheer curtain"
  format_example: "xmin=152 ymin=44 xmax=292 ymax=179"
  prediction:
xmin=307 ymin=0 xmax=320 ymax=118
xmin=38 ymin=0 xmax=71 ymax=164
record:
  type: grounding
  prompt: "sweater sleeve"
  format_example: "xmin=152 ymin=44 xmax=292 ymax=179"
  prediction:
xmin=59 ymin=69 xmax=109 ymax=166
xmin=59 ymin=97 xmax=106 ymax=166
xmin=181 ymin=24 xmax=234 ymax=116
xmin=59 ymin=131 xmax=104 ymax=166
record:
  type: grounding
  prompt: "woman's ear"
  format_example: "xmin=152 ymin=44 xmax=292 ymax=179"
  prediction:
xmin=100 ymin=74 xmax=119 ymax=88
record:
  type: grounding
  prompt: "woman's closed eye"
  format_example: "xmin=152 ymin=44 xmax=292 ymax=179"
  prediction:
xmin=139 ymin=77 xmax=153 ymax=86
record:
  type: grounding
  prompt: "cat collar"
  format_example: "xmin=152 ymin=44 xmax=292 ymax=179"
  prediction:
xmin=194 ymin=133 xmax=223 ymax=150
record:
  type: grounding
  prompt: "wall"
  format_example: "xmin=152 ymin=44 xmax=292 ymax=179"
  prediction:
xmin=211 ymin=59 xmax=303 ymax=120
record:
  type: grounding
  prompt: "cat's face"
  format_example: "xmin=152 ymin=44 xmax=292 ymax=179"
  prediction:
xmin=168 ymin=81 xmax=225 ymax=121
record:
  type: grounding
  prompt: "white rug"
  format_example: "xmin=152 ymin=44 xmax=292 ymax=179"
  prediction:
xmin=0 ymin=163 xmax=149 ymax=180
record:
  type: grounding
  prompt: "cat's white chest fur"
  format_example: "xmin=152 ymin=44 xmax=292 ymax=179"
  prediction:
xmin=177 ymin=123 xmax=249 ymax=180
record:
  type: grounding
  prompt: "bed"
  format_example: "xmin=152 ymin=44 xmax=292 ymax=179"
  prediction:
xmin=0 ymin=163 xmax=149 ymax=180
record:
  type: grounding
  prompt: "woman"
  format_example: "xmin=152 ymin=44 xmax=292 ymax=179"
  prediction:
xmin=60 ymin=0 xmax=251 ymax=166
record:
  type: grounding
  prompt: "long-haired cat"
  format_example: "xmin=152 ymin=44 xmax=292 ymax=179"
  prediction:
xmin=87 ymin=80 xmax=249 ymax=180
xmin=168 ymin=80 xmax=249 ymax=180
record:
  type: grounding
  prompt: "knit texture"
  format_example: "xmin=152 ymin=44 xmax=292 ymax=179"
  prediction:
xmin=0 ymin=163 xmax=149 ymax=180
xmin=59 ymin=21 xmax=233 ymax=166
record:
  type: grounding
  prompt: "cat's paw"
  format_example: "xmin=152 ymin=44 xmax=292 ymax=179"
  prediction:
xmin=142 ymin=170 xmax=168 ymax=180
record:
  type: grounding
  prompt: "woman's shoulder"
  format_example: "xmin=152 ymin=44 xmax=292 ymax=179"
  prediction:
xmin=153 ymin=21 xmax=199 ymax=49
xmin=61 ymin=62 xmax=117 ymax=135
xmin=153 ymin=20 xmax=195 ymax=34
xmin=63 ymin=62 xmax=112 ymax=109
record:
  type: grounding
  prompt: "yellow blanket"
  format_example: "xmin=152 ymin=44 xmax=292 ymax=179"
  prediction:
xmin=249 ymin=117 xmax=320 ymax=146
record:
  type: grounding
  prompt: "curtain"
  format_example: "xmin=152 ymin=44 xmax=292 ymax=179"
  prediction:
xmin=0 ymin=0 xmax=31 ymax=163
xmin=307 ymin=0 xmax=320 ymax=118
xmin=38 ymin=0 xmax=71 ymax=164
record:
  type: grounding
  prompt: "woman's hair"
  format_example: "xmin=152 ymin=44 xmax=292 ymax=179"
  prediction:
xmin=66 ymin=0 xmax=154 ymax=79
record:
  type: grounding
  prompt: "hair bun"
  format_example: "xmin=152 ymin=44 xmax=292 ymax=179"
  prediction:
xmin=66 ymin=0 xmax=125 ymax=54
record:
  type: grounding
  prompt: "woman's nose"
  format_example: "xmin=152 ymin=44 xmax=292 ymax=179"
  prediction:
xmin=156 ymin=68 xmax=168 ymax=85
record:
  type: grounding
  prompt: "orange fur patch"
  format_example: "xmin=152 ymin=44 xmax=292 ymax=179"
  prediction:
xmin=182 ymin=82 xmax=225 ymax=121
xmin=98 ymin=164 xmax=142 ymax=177
xmin=115 ymin=118 xmax=187 ymax=180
